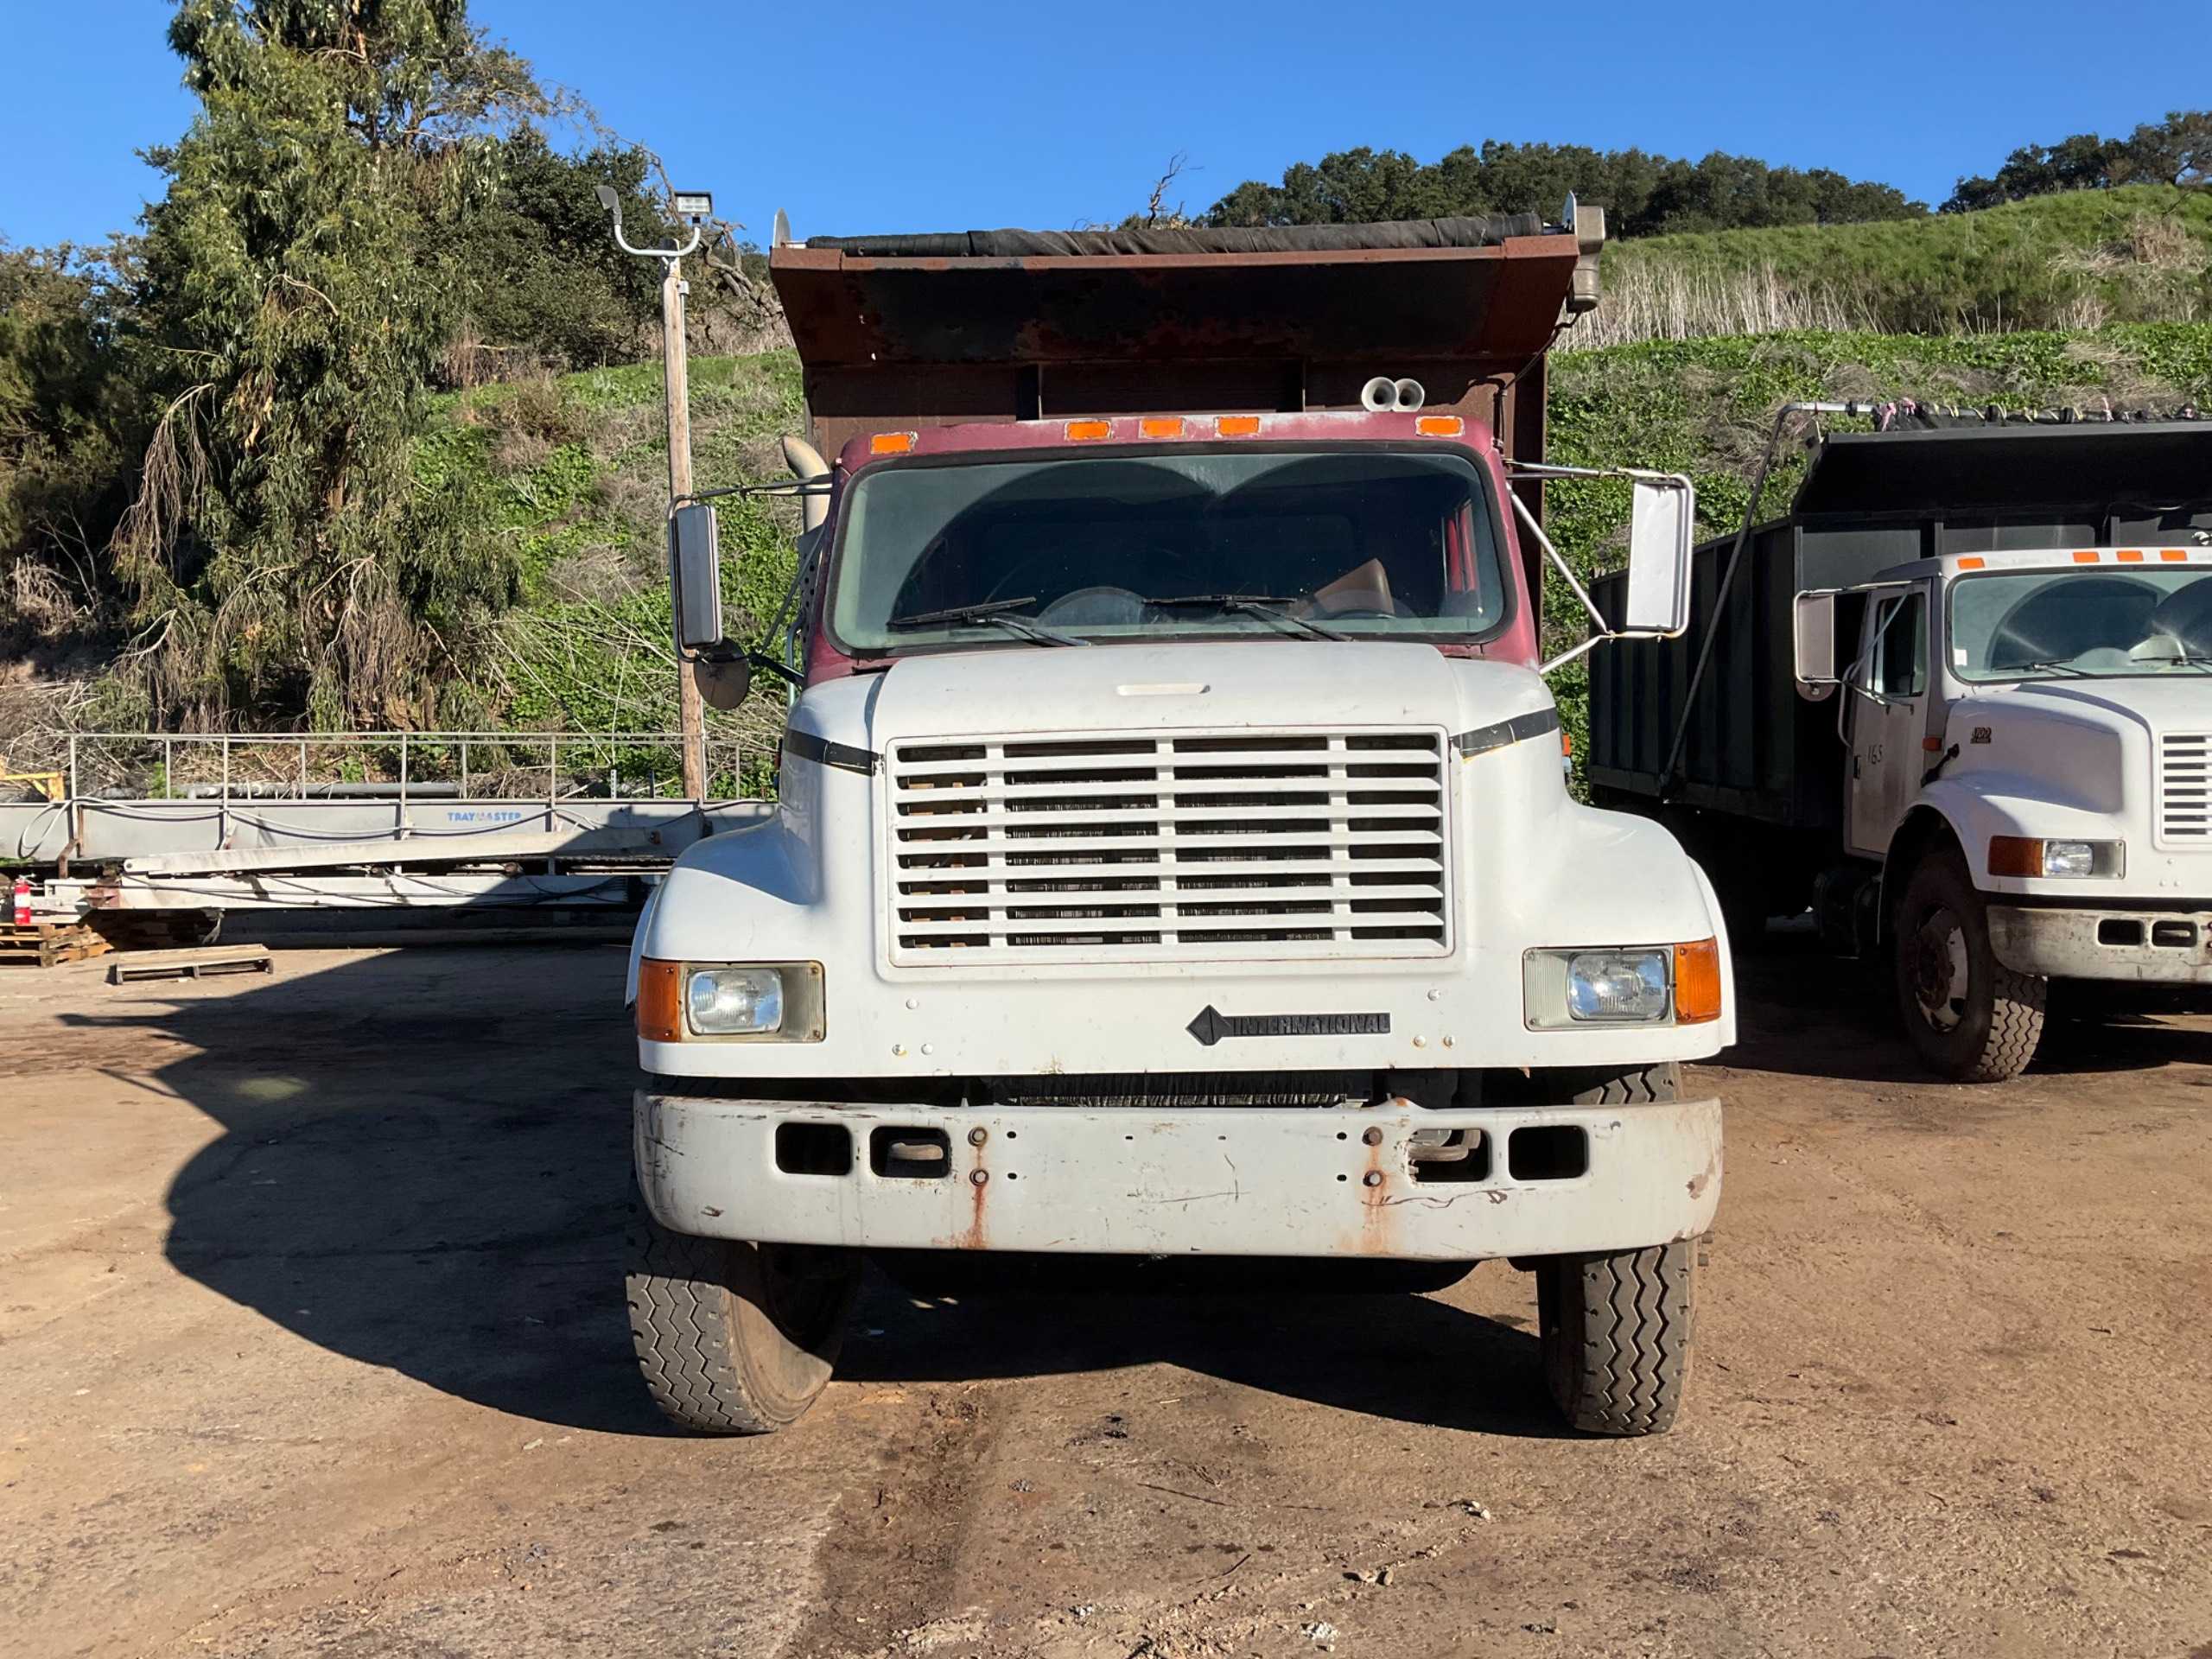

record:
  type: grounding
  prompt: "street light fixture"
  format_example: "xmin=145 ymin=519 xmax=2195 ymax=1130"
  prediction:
xmin=593 ymin=181 xmax=703 ymax=260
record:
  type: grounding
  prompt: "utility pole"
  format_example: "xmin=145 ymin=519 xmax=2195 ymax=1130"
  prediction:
xmin=596 ymin=183 xmax=715 ymax=799
xmin=660 ymin=259 xmax=706 ymax=798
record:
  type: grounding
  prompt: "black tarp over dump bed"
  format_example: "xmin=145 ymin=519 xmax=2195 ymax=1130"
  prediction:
xmin=1586 ymin=419 xmax=2212 ymax=831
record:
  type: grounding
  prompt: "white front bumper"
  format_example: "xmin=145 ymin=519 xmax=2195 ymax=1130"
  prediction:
xmin=634 ymin=1092 xmax=1722 ymax=1261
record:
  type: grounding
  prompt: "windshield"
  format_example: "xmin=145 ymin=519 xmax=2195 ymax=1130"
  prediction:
xmin=829 ymin=448 xmax=1509 ymax=652
xmin=1950 ymin=567 xmax=2212 ymax=680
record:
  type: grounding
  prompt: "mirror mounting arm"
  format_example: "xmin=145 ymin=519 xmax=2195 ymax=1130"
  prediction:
xmin=1507 ymin=466 xmax=1696 ymax=675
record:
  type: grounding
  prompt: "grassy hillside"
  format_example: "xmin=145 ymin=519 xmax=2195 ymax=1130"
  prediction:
xmin=430 ymin=320 xmax=2212 ymax=782
xmin=1582 ymin=185 xmax=2212 ymax=347
xmin=410 ymin=353 xmax=806 ymax=791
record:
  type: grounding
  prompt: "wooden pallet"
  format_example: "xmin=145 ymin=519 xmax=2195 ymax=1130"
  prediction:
xmin=0 ymin=919 xmax=116 ymax=969
xmin=108 ymin=944 xmax=273 ymax=984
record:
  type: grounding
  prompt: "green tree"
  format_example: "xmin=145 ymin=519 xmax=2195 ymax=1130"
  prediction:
xmin=0 ymin=239 xmax=146 ymax=649
xmin=1204 ymin=142 xmax=1923 ymax=234
xmin=118 ymin=0 xmax=543 ymax=728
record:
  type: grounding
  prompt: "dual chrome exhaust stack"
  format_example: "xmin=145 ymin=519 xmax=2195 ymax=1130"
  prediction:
xmin=1359 ymin=377 xmax=1427 ymax=412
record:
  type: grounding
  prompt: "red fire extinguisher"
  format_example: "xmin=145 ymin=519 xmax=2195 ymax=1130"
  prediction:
xmin=10 ymin=876 xmax=29 ymax=927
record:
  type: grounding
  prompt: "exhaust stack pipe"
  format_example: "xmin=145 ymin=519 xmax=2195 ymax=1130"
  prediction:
xmin=1358 ymin=376 xmax=1429 ymax=412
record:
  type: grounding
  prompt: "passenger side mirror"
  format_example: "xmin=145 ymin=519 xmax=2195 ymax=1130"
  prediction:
xmin=1793 ymin=590 xmax=1840 ymax=700
xmin=668 ymin=502 xmax=725 ymax=653
xmin=1622 ymin=476 xmax=1694 ymax=637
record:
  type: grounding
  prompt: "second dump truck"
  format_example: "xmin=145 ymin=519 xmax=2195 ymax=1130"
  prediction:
xmin=625 ymin=209 xmax=1733 ymax=1436
xmin=1591 ymin=413 xmax=2212 ymax=1081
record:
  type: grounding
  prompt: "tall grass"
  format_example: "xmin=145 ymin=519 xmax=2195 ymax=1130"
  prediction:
xmin=1575 ymin=185 xmax=2212 ymax=350
xmin=1567 ymin=262 xmax=1875 ymax=351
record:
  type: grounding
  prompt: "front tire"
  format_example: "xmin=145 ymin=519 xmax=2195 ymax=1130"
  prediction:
xmin=1527 ymin=1061 xmax=1696 ymax=1436
xmin=626 ymin=1215 xmax=860 ymax=1433
xmin=1892 ymin=848 xmax=2046 ymax=1082
xmin=1536 ymin=1242 xmax=1695 ymax=1435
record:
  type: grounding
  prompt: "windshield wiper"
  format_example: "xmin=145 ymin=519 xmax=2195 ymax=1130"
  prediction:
xmin=1146 ymin=593 xmax=1346 ymax=642
xmin=2005 ymin=659 xmax=2092 ymax=678
xmin=885 ymin=597 xmax=1090 ymax=648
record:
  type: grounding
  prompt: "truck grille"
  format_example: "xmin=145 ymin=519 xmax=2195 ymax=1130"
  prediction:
xmin=2160 ymin=732 xmax=2212 ymax=842
xmin=885 ymin=729 xmax=1451 ymax=963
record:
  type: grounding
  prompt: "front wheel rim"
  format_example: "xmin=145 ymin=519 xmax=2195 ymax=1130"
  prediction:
xmin=1910 ymin=906 xmax=1971 ymax=1033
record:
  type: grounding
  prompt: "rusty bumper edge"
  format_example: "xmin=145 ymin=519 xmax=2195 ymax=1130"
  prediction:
xmin=1988 ymin=905 xmax=2212 ymax=983
xmin=632 ymin=1093 xmax=1722 ymax=1262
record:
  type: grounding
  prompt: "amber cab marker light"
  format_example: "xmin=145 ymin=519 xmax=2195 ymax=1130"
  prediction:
xmin=2117 ymin=549 xmax=2145 ymax=563
xmin=1065 ymin=419 xmax=1112 ymax=442
xmin=2072 ymin=550 xmax=2101 ymax=563
xmin=1674 ymin=938 xmax=1722 ymax=1025
xmin=638 ymin=958 xmax=683 ymax=1041
xmin=1957 ymin=556 xmax=1986 ymax=569
xmin=1988 ymin=836 xmax=2044 ymax=878
xmin=1415 ymin=415 xmax=1464 ymax=437
xmin=1215 ymin=415 xmax=1262 ymax=437
xmin=1139 ymin=416 xmax=1185 ymax=439
xmin=869 ymin=431 xmax=916 ymax=455
xmin=2163 ymin=548 xmax=2190 ymax=562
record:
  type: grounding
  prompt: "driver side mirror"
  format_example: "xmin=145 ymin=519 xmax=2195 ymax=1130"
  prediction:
xmin=1793 ymin=590 xmax=1840 ymax=700
xmin=668 ymin=502 xmax=725 ymax=653
xmin=1621 ymin=476 xmax=1694 ymax=636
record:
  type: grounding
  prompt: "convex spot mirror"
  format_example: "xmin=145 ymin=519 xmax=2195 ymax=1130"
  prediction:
xmin=669 ymin=502 xmax=725 ymax=652
xmin=1793 ymin=590 xmax=1840 ymax=700
xmin=696 ymin=657 xmax=753 ymax=712
xmin=1621 ymin=476 xmax=1694 ymax=636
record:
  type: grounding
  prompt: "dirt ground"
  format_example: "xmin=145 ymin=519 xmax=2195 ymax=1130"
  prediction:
xmin=2 ymin=940 xmax=2208 ymax=1659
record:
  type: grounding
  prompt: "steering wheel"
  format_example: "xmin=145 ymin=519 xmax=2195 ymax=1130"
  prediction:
xmin=1308 ymin=597 xmax=1414 ymax=621
xmin=1037 ymin=586 xmax=1147 ymax=627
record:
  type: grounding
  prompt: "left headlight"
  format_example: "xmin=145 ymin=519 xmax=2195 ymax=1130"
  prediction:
xmin=1523 ymin=938 xmax=1721 ymax=1030
xmin=637 ymin=960 xmax=825 ymax=1042
xmin=1988 ymin=836 xmax=2124 ymax=878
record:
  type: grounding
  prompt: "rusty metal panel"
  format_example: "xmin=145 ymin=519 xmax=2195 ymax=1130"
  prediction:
xmin=771 ymin=238 xmax=1577 ymax=368
xmin=635 ymin=1091 xmax=1724 ymax=1259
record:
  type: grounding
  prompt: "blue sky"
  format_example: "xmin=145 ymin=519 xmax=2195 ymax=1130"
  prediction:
xmin=3 ymin=0 xmax=2204 ymax=249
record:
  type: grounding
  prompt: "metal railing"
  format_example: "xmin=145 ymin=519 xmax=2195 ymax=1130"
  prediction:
xmin=50 ymin=730 xmax=779 ymax=808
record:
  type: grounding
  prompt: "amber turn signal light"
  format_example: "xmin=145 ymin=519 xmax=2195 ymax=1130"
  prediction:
xmin=637 ymin=957 xmax=683 ymax=1041
xmin=1674 ymin=938 xmax=1722 ymax=1025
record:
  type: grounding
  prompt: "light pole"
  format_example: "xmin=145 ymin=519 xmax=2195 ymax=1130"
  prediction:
xmin=595 ymin=182 xmax=714 ymax=799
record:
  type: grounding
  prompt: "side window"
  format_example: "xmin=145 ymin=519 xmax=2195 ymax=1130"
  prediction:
xmin=1873 ymin=592 xmax=1927 ymax=698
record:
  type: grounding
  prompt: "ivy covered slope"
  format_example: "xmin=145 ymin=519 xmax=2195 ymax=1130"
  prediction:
xmin=1541 ymin=322 xmax=2212 ymax=755
xmin=416 ymin=352 xmax=804 ymax=782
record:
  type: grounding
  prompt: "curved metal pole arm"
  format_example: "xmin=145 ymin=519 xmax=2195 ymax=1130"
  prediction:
xmin=612 ymin=220 xmax=703 ymax=260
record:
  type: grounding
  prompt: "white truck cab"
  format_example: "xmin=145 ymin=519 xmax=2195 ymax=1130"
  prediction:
xmin=622 ymin=212 xmax=1736 ymax=1439
xmin=1801 ymin=543 xmax=2212 ymax=1077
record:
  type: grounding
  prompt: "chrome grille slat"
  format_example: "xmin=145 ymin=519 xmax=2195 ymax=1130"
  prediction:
xmin=886 ymin=729 xmax=1451 ymax=962
xmin=2161 ymin=733 xmax=2212 ymax=842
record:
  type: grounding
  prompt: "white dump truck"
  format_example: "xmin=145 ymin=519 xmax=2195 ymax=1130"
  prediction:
xmin=625 ymin=211 xmax=1734 ymax=1435
xmin=1588 ymin=412 xmax=2212 ymax=1081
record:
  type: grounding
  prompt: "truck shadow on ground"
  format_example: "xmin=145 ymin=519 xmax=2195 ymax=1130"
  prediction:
xmin=1724 ymin=928 xmax=2212 ymax=1082
xmin=841 ymin=1261 xmax=1560 ymax=1439
xmin=59 ymin=945 xmax=1550 ymax=1439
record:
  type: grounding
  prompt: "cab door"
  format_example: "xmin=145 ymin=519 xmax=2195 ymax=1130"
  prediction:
xmin=1844 ymin=584 xmax=1931 ymax=860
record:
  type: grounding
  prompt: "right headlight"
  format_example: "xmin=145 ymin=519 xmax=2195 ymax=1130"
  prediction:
xmin=1523 ymin=938 xmax=1721 ymax=1031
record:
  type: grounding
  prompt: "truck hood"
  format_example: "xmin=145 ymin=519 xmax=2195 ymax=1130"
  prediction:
xmin=1993 ymin=676 xmax=2212 ymax=734
xmin=821 ymin=640 xmax=1553 ymax=747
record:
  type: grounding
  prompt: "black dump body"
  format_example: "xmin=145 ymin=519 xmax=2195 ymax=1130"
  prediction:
xmin=1587 ymin=419 xmax=2212 ymax=832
